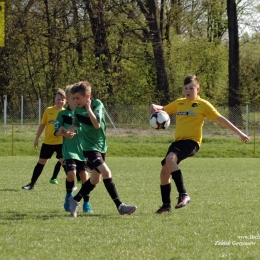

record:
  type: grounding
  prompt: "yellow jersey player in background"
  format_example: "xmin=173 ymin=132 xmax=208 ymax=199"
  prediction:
xmin=22 ymin=88 xmax=66 ymax=190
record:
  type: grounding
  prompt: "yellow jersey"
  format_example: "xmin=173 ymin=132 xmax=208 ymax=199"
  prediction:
xmin=41 ymin=106 xmax=65 ymax=145
xmin=164 ymin=96 xmax=221 ymax=146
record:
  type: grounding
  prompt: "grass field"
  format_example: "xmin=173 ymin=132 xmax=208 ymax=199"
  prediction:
xmin=1 ymin=157 xmax=259 ymax=259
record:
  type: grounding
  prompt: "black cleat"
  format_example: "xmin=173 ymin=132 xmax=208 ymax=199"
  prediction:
xmin=175 ymin=194 xmax=190 ymax=209
xmin=155 ymin=205 xmax=172 ymax=214
xmin=22 ymin=183 xmax=34 ymax=190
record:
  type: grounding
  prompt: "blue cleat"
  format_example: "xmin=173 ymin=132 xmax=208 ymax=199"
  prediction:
xmin=64 ymin=193 xmax=73 ymax=212
xmin=83 ymin=202 xmax=93 ymax=214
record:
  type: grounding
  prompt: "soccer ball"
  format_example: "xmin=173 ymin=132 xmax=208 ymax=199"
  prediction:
xmin=149 ymin=110 xmax=170 ymax=130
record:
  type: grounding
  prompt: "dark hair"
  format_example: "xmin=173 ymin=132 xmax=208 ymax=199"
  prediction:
xmin=70 ymin=81 xmax=91 ymax=96
xmin=184 ymin=75 xmax=200 ymax=86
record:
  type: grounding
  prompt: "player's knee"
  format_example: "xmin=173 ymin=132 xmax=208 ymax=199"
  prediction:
xmin=165 ymin=152 xmax=178 ymax=165
xmin=67 ymin=171 xmax=76 ymax=181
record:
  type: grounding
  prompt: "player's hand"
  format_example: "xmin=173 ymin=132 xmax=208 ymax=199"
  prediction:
xmin=59 ymin=126 xmax=66 ymax=133
xmin=65 ymin=131 xmax=76 ymax=139
xmin=85 ymin=98 xmax=91 ymax=110
xmin=240 ymin=133 xmax=250 ymax=143
xmin=34 ymin=140 xmax=38 ymax=149
xmin=150 ymin=104 xmax=163 ymax=113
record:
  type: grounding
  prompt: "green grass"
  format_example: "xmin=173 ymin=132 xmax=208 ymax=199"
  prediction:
xmin=1 ymin=157 xmax=259 ymax=259
xmin=0 ymin=131 xmax=259 ymax=157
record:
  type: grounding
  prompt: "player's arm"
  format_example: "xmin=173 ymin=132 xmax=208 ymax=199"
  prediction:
xmin=85 ymin=99 xmax=101 ymax=129
xmin=150 ymin=104 xmax=164 ymax=113
xmin=34 ymin=124 xmax=45 ymax=149
xmin=214 ymin=115 xmax=250 ymax=143
xmin=55 ymin=127 xmax=75 ymax=139
xmin=59 ymin=125 xmax=78 ymax=139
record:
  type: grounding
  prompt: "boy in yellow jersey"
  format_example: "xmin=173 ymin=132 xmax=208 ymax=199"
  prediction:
xmin=22 ymin=89 xmax=67 ymax=190
xmin=150 ymin=75 xmax=249 ymax=214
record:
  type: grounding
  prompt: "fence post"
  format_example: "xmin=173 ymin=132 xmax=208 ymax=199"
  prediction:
xmin=12 ymin=124 xmax=14 ymax=156
xmin=254 ymin=127 xmax=256 ymax=158
xmin=39 ymin=98 xmax=41 ymax=124
xmin=21 ymin=95 xmax=23 ymax=129
xmin=4 ymin=95 xmax=7 ymax=133
xmin=245 ymin=104 xmax=248 ymax=136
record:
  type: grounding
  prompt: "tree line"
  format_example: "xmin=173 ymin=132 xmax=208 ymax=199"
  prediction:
xmin=0 ymin=0 xmax=260 ymax=115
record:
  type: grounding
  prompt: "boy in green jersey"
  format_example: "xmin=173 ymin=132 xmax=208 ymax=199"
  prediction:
xmin=22 ymin=89 xmax=67 ymax=190
xmin=150 ymin=75 xmax=250 ymax=214
xmin=55 ymin=85 xmax=93 ymax=213
xmin=61 ymin=81 xmax=137 ymax=217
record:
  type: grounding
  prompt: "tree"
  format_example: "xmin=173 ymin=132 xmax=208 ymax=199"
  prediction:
xmin=227 ymin=0 xmax=242 ymax=125
xmin=136 ymin=0 xmax=170 ymax=104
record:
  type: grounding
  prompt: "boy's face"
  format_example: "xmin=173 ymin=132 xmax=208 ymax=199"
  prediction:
xmin=72 ymin=92 xmax=90 ymax=107
xmin=68 ymin=95 xmax=78 ymax=110
xmin=183 ymin=82 xmax=200 ymax=100
xmin=54 ymin=94 xmax=66 ymax=108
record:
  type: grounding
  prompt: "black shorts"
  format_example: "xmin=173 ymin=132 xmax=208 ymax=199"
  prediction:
xmin=64 ymin=159 xmax=88 ymax=173
xmin=39 ymin=143 xmax=63 ymax=159
xmin=83 ymin=151 xmax=106 ymax=172
xmin=161 ymin=140 xmax=199 ymax=166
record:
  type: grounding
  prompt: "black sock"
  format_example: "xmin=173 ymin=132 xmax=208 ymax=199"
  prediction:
xmin=103 ymin=178 xmax=122 ymax=208
xmin=160 ymin=183 xmax=171 ymax=207
xmin=31 ymin=163 xmax=44 ymax=184
xmin=171 ymin=169 xmax=187 ymax=194
xmin=76 ymin=171 xmax=81 ymax=182
xmin=62 ymin=164 xmax=66 ymax=175
xmin=66 ymin=180 xmax=74 ymax=194
xmin=74 ymin=179 xmax=95 ymax=202
xmin=50 ymin=161 xmax=61 ymax=180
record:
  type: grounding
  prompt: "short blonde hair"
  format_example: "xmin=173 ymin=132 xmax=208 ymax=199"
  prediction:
xmin=56 ymin=88 xmax=66 ymax=99
xmin=65 ymin=84 xmax=73 ymax=98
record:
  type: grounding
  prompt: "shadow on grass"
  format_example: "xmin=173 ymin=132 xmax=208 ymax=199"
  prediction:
xmin=0 ymin=210 xmax=66 ymax=221
xmin=0 ymin=189 xmax=19 ymax=192
xmin=0 ymin=211 xmax=134 ymax=221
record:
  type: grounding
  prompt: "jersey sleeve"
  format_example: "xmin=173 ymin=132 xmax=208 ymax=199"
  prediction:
xmin=163 ymin=100 xmax=178 ymax=114
xmin=203 ymin=101 xmax=221 ymax=121
xmin=93 ymin=100 xmax=105 ymax=123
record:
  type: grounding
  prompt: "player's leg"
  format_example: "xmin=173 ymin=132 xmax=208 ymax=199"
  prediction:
xmin=49 ymin=144 xmax=66 ymax=184
xmin=22 ymin=143 xmax=51 ymax=190
xmin=69 ymin=157 xmax=99 ymax=217
xmin=98 ymin=162 xmax=137 ymax=215
xmin=155 ymin=163 xmax=172 ymax=214
xmin=168 ymin=140 xmax=199 ymax=209
xmin=63 ymin=159 xmax=76 ymax=212
xmin=49 ymin=160 xmax=61 ymax=184
xmin=77 ymin=161 xmax=93 ymax=214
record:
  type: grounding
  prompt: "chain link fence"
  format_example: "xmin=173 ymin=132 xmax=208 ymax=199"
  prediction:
xmin=1 ymin=97 xmax=260 ymax=157
xmin=1 ymin=97 xmax=260 ymax=137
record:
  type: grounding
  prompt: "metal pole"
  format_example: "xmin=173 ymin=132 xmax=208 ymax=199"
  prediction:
xmin=39 ymin=98 xmax=41 ymax=125
xmin=12 ymin=124 xmax=14 ymax=156
xmin=21 ymin=95 xmax=23 ymax=129
xmin=254 ymin=127 xmax=256 ymax=158
xmin=4 ymin=95 xmax=7 ymax=134
xmin=245 ymin=104 xmax=248 ymax=136
xmin=105 ymin=109 xmax=120 ymax=136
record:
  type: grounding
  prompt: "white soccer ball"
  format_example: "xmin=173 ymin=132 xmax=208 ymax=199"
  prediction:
xmin=149 ymin=110 xmax=170 ymax=130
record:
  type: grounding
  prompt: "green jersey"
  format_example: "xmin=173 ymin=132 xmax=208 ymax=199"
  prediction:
xmin=74 ymin=99 xmax=107 ymax=153
xmin=54 ymin=107 xmax=85 ymax=161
